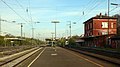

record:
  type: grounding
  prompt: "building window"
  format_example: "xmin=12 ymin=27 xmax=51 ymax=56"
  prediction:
xmin=98 ymin=33 xmax=99 ymax=35
xmin=111 ymin=23 xmax=114 ymax=28
xmin=90 ymin=32 xmax=92 ymax=35
xmin=102 ymin=22 xmax=108 ymax=28
xmin=90 ymin=23 xmax=92 ymax=29
xmin=88 ymin=24 xmax=89 ymax=30
xmin=102 ymin=32 xmax=108 ymax=35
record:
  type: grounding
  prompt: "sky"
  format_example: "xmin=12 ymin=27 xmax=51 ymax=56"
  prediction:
xmin=0 ymin=0 xmax=120 ymax=40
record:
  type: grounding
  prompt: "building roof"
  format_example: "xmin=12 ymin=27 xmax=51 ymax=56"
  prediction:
xmin=83 ymin=13 xmax=117 ymax=24
xmin=81 ymin=34 xmax=115 ymax=39
xmin=75 ymin=39 xmax=84 ymax=42
xmin=4 ymin=38 xmax=25 ymax=41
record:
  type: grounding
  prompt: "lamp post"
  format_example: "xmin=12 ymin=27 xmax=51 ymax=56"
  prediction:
xmin=111 ymin=3 xmax=120 ymax=6
xmin=67 ymin=21 xmax=76 ymax=38
xmin=51 ymin=32 xmax=54 ymax=46
xmin=107 ymin=0 xmax=110 ymax=47
xmin=18 ymin=23 xmax=25 ymax=38
xmin=51 ymin=32 xmax=54 ymax=40
xmin=31 ymin=22 xmax=40 ymax=39
xmin=0 ymin=16 xmax=1 ymax=36
xmin=18 ymin=23 xmax=25 ymax=45
xmin=108 ymin=0 xmax=110 ymax=35
xmin=107 ymin=0 xmax=120 ymax=46
xmin=31 ymin=22 xmax=40 ymax=45
xmin=51 ymin=21 xmax=60 ymax=40
xmin=111 ymin=3 xmax=120 ymax=48
xmin=67 ymin=21 xmax=76 ymax=47
xmin=0 ymin=16 xmax=15 ymax=36
xmin=51 ymin=21 xmax=59 ymax=47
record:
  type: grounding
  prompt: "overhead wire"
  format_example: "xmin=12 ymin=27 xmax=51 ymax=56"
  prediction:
xmin=83 ymin=1 xmax=101 ymax=19
xmin=110 ymin=4 xmax=120 ymax=14
xmin=82 ymin=0 xmax=98 ymax=16
xmin=15 ymin=0 xmax=36 ymax=27
xmin=72 ymin=0 xmax=120 ymax=35
xmin=63 ymin=0 xmax=99 ymax=36
xmin=70 ymin=0 xmax=99 ymax=25
xmin=28 ymin=0 xmax=33 ymax=23
xmin=70 ymin=0 xmax=97 ymax=22
xmin=79 ymin=0 xmax=98 ymax=20
xmin=69 ymin=0 xmax=95 ymax=21
xmin=15 ymin=0 xmax=34 ymax=27
xmin=15 ymin=0 xmax=25 ymax=11
xmin=72 ymin=0 xmax=106 ymax=34
xmin=1 ymin=0 xmax=28 ymax=22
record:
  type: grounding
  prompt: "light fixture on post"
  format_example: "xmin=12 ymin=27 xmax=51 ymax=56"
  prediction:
xmin=51 ymin=20 xmax=60 ymax=46
xmin=67 ymin=21 xmax=76 ymax=38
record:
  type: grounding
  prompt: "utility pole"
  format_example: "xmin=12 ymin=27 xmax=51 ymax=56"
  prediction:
xmin=31 ymin=22 xmax=40 ymax=39
xmin=67 ymin=21 xmax=72 ymax=38
xmin=108 ymin=0 xmax=110 ymax=35
xmin=70 ymin=21 xmax=71 ymax=38
xmin=51 ymin=32 xmax=54 ymax=46
xmin=67 ymin=21 xmax=76 ymax=38
xmin=18 ymin=23 xmax=25 ymax=38
xmin=24 ymin=33 xmax=25 ymax=38
xmin=111 ymin=3 xmax=120 ymax=48
xmin=31 ymin=22 xmax=40 ymax=45
xmin=31 ymin=27 xmax=35 ymax=45
xmin=51 ymin=21 xmax=60 ymax=40
xmin=0 ymin=16 xmax=15 ymax=36
xmin=66 ymin=30 xmax=68 ymax=38
xmin=107 ymin=0 xmax=110 ymax=46
xmin=51 ymin=32 xmax=54 ymax=40
xmin=32 ymin=27 xmax=35 ymax=39
xmin=0 ymin=16 xmax=1 ymax=36
xmin=51 ymin=20 xmax=59 ymax=47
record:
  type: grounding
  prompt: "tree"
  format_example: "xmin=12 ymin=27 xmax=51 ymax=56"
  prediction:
xmin=5 ymin=34 xmax=14 ymax=38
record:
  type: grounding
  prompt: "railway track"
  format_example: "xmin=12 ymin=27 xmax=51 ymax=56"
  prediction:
xmin=64 ymin=47 xmax=120 ymax=65
xmin=0 ymin=47 xmax=43 ymax=67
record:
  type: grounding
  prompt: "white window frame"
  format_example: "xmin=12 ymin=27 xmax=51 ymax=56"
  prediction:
xmin=102 ymin=22 xmax=108 ymax=28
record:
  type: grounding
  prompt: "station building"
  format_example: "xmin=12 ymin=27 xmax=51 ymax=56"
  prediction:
xmin=82 ymin=13 xmax=118 ymax=48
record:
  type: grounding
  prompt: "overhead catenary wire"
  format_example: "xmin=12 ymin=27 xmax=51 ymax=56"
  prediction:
xmin=70 ymin=0 xmax=100 ymax=25
xmin=81 ymin=0 xmax=98 ymax=16
xmin=73 ymin=1 xmax=101 ymax=26
xmin=82 ymin=2 xmax=101 ymax=19
xmin=15 ymin=0 xmax=34 ymax=27
xmin=1 ymin=0 xmax=28 ymax=22
xmin=15 ymin=0 xmax=32 ymax=23
xmin=15 ymin=0 xmax=38 ymax=28
xmin=28 ymin=0 xmax=33 ymax=23
xmin=72 ymin=0 xmax=120 ymax=36
xmin=110 ymin=4 xmax=120 ymax=14
xmin=62 ymin=0 xmax=100 ymax=36
xmin=70 ymin=0 xmax=107 ymax=35
xmin=69 ymin=0 xmax=98 ymax=22
xmin=15 ymin=0 xmax=25 ymax=11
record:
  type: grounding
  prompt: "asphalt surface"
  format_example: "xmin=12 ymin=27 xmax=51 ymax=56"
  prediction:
xmin=25 ymin=47 xmax=118 ymax=67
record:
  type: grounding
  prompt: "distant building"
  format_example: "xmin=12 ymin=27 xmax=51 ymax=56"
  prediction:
xmin=84 ymin=13 xmax=117 ymax=37
xmin=82 ymin=13 xmax=118 ymax=48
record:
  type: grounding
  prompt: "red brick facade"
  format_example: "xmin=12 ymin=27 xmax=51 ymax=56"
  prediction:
xmin=81 ymin=14 xmax=119 ymax=48
xmin=84 ymin=16 xmax=117 ymax=37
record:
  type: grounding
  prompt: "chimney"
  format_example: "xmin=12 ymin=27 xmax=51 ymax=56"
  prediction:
xmin=96 ymin=14 xmax=98 ymax=17
xmin=100 ymin=13 xmax=102 ymax=18
xmin=105 ymin=13 xmax=107 ymax=16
